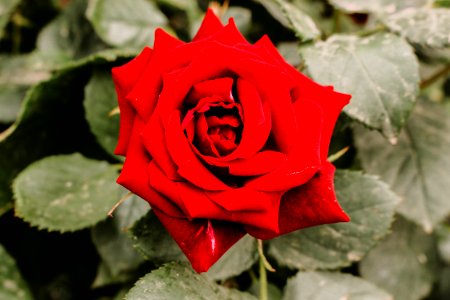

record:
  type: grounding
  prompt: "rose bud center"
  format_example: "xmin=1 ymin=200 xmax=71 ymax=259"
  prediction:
xmin=181 ymin=78 xmax=244 ymax=158
xmin=202 ymin=110 xmax=241 ymax=156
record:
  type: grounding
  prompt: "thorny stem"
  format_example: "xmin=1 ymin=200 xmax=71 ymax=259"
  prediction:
xmin=257 ymin=239 xmax=275 ymax=300
xmin=420 ymin=64 xmax=450 ymax=90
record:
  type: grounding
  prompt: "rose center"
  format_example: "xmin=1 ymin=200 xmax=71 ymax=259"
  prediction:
xmin=194 ymin=105 xmax=242 ymax=157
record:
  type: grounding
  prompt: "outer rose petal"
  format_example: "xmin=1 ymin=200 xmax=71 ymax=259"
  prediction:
xmin=140 ymin=112 xmax=181 ymax=181
xmin=305 ymin=87 xmax=350 ymax=161
xmin=153 ymin=208 xmax=246 ymax=273
xmin=193 ymin=9 xmax=224 ymax=41
xmin=254 ymin=35 xmax=351 ymax=160
xmin=244 ymin=99 xmax=324 ymax=191
xmin=126 ymin=29 xmax=185 ymax=121
xmin=246 ymin=162 xmax=350 ymax=240
xmin=112 ymin=47 xmax=152 ymax=155
xmin=117 ymin=117 xmax=183 ymax=218
xmin=148 ymin=161 xmax=281 ymax=232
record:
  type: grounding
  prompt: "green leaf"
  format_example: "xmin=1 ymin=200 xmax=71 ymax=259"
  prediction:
xmin=0 ymin=54 xmax=52 ymax=87
xmin=0 ymin=52 xmax=52 ymax=125
xmin=125 ymin=262 xmax=257 ymax=300
xmin=277 ymin=42 xmax=301 ymax=67
xmin=222 ymin=7 xmax=252 ymax=36
xmin=360 ymin=216 xmax=438 ymax=300
xmin=354 ymin=100 xmax=450 ymax=232
xmin=283 ymin=271 xmax=392 ymax=300
xmin=0 ymin=244 xmax=33 ymax=300
xmin=205 ymin=235 xmax=257 ymax=281
xmin=275 ymin=0 xmax=320 ymax=41
xmin=36 ymin=0 xmax=107 ymax=63
xmin=253 ymin=0 xmax=290 ymax=28
xmin=84 ymin=69 xmax=121 ymax=159
xmin=432 ymin=267 xmax=450 ymax=300
xmin=156 ymin=0 xmax=201 ymax=28
xmin=0 ymin=49 xmax=135 ymax=217
xmin=92 ymin=261 xmax=133 ymax=288
xmin=248 ymin=281 xmax=282 ymax=300
xmin=13 ymin=153 xmax=122 ymax=232
xmin=0 ymin=85 xmax=27 ymax=123
xmin=435 ymin=0 xmax=450 ymax=8
xmin=302 ymin=33 xmax=419 ymax=140
xmin=129 ymin=211 xmax=185 ymax=264
xmin=269 ymin=170 xmax=399 ymax=270
xmin=437 ymin=225 xmax=450 ymax=265
xmin=0 ymin=0 xmax=20 ymax=37
xmin=86 ymin=0 xmax=168 ymax=49
xmin=255 ymin=0 xmax=320 ymax=42
xmin=384 ymin=8 xmax=450 ymax=48
xmin=328 ymin=0 xmax=429 ymax=14
xmin=92 ymin=193 xmax=149 ymax=280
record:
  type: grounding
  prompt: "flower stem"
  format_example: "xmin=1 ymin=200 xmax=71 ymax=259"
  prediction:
xmin=257 ymin=239 xmax=275 ymax=300
xmin=259 ymin=251 xmax=268 ymax=300
xmin=420 ymin=63 xmax=450 ymax=90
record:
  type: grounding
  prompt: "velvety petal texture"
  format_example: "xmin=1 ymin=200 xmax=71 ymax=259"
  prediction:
xmin=112 ymin=9 xmax=351 ymax=273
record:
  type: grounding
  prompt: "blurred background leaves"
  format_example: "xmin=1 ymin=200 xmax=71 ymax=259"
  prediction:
xmin=0 ymin=0 xmax=449 ymax=299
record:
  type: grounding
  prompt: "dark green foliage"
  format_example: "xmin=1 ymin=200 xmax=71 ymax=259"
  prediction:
xmin=0 ymin=1 xmax=449 ymax=299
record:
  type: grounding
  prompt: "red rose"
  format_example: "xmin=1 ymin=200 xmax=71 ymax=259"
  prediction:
xmin=112 ymin=9 xmax=350 ymax=272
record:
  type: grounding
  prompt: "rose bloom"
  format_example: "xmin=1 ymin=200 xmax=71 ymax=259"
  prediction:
xmin=112 ymin=9 xmax=350 ymax=272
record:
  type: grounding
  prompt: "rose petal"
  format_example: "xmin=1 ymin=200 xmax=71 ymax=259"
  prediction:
xmin=254 ymin=35 xmax=350 ymax=156
xmin=246 ymin=162 xmax=350 ymax=240
xmin=112 ymin=47 xmax=152 ymax=155
xmin=305 ymin=87 xmax=350 ymax=161
xmin=126 ymin=29 xmax=185 ymax=121
xmin=181 ymin=97 xmax=240 ymax=130
xmin=185 ymin=77 xmax=234 ymax=105
xmin=228 ymin=150 xmax=286 ymax=176
xmin=194 ymin=113 xmax=221 ymax=157
xmin=193 ymin=8 xmax=224 ymax=42
xmin=227 ymin=78 xmax=271 ymax=160
xmin=117 ymin=117 xmax=183 ymax=218
xmin=212 ymin=18 xmax=248 ymax=45
xmin=156 ymin=43 xmax=286 ymax=151
xmin=244 ymin=99 xmax=323 ymax=191
xmin=153 ymin=43 xmax=266 ymax=122
xmin=126 ymin=19 xmax=252 ymax=122
xmin=140 ymin=112 xmax=181 ymax=181
xmin=165 ymin=110 xmax=230 ymax=190
xmin=153 ymin=209 xmax=246 ymax=272
xmin=206 ymin=115 xmax=240 ymax=128
xmin=148 ymin=162 xmax=281 ymax=232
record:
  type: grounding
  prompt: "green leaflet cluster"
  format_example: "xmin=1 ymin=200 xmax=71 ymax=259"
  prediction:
xmin=0 ymin=0 xmax=449 ymax=299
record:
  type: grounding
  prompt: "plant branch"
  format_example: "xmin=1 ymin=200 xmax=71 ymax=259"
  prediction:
xmin=420 ymin=64 xmax=450 ymax=89
xmin=257 ymin=239 xmax=275 ymax=300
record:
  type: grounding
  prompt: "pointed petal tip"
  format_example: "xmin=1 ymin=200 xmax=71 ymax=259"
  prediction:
xmin=154 ymin=28 xmax=184 ymax=51
xmin=340 ymin=211 xmax=351 ymax=223
xmin=193 ymin=8 xmax=224 ymax=41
